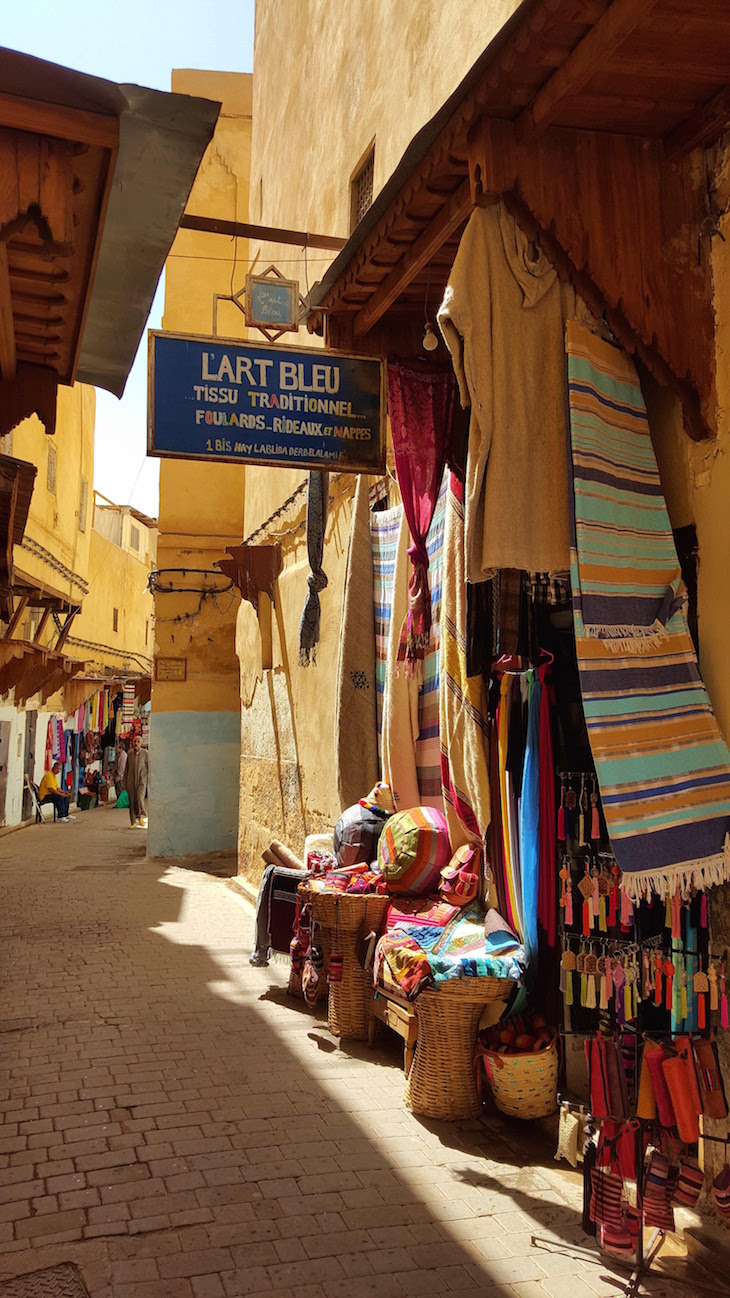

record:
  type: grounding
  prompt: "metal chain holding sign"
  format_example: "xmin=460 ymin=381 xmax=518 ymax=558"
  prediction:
xmin=299 ymin=470 xmax=329 ymax=666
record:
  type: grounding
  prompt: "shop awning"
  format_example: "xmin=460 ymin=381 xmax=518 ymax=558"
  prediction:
xmin=0 ymin=453 xmax=37 ymax=621
xmin=0 ymin=45 xmax=220 ymax=433
xmin=0 ymin=639 xmax=87 ymax=706
xmin=308 ymin=0 xmax=730 ymax=438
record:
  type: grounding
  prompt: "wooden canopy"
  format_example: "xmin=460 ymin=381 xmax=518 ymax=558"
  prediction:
xmin=0 ymin=639 xmax=87 ymax=707
xmin=308 ymin=0 xmax=730 ymax=439
xmin=0 ymin=453 xmax=36 ymax=621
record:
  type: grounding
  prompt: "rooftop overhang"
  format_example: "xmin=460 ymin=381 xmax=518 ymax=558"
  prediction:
xmin=308 ymin=0 xmax=730 ymax=440
xmin=0 ymin=452 xmax=36 ymax=620
xmin=0 ymin=46 xmax=220 ymax=436
xmin=0 ymin=638 xmax=87 ymax=707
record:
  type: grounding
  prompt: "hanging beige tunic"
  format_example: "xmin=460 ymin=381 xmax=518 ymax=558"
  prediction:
xmin=437 ymin=203 xmax=575 ymax=579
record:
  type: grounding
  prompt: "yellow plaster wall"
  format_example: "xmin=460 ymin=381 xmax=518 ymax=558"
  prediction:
xmin=70 ymin=529 xmax=153 ymax=676
xmin=10 ymin=383 xmax=95 ymax=610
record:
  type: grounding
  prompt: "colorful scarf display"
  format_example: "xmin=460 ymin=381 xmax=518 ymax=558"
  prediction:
xmin=375 ymin=902 xmax=524 ymax=1000
xmin=335 ymin=477 xmax=378 ymax=809
xmin=371 ymin=503 xmax=402 ymax=760
xmin=439 ymin=474 xmax=491 ymax=849
xmin=387 ymin=361 xmax=454 ymax=674
xmin=299 ymin=470 xmax=329 ymax=665
xmin=415 ymin=474 xmax=447 ymax=807
xmin=567 ymin=321 xmax=730 ymax=900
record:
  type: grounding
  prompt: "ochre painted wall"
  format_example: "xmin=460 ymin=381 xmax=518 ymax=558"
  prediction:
xmin=149 ymin=68 xmax=252 ymax=858
xmin=71 ymin=528 xmax=154 ymax=678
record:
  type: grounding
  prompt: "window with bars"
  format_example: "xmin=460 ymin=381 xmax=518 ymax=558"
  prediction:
xmin=47 ymin=443 xmax=57 ymax=494
xmin=79 ymin=478 xmax=89 ymax=532
xmin=130 ymin=524 xmax=140 ymax=552
xmin=350 ymin=146 xmax=375 ymax=231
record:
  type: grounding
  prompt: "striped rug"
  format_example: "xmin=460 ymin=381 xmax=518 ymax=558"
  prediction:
xmin=567 ymin=320 xmax=730 ymax=901
xmin=415 ymin=472 xmax=447 ymax=808
xmin=371 ymin=503 xmax=403 ymax=763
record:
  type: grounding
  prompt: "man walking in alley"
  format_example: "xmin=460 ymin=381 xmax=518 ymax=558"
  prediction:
xmin=124 ymin=734 xmax=149 ymax=829
xmin=38 ymin=762 xmax=73 ymax=822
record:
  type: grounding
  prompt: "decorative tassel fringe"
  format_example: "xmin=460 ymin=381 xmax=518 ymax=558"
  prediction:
xmin=585 ymin=619 xmax=670 ymax=655
xmin=620 ymin=839 xmax=730 ymax=903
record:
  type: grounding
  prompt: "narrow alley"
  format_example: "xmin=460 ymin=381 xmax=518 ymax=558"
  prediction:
xmin=0 ymin=812 xmax=676 ymax=1298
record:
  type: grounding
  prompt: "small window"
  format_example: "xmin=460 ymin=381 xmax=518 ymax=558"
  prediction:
xmin=130 ymin=524 xmax=140 ymax=552
xmin=47 ymin=442 xmax=57 ymax=494
xmin=350 ymin=145 xmax=375 ymax=232
xmin=79 ymin=478 xmax=89 ymax=532
xmin=113 ymin=608 xmax=119 ymax=633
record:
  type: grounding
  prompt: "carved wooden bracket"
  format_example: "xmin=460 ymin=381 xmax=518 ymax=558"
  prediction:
xmin=0 ymin=128 xmax=76 ymax=253
xmin=217 ymin=544 xmax=282 ymax=612
xmin=0 ymin=362 xmax=58 ymax=437
xmin=468 ymin=116 xmax=715 ymax=440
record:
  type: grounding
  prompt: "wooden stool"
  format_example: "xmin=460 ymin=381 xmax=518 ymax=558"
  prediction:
xmin=369 ymin=983 xmax=418 ymax=1075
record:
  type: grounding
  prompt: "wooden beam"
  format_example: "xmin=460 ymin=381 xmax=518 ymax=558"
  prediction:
xmin=179 ymin=214 xmax=346 ymax=252
xmin=4 ymin=594 xmax=28 ymax=639
xmin=0 ymin=245 xmax=16 ymax=380
xmin=353 ymin=180 xmax=473 ymax=338
xmin=665 ymin=84 xmax=730 ymax=160
xmin=0 ymin=91 xmax=119 ymax=150
xmin=54 ymin=607 xmax=79 ymax=652
xmin=33 ymin=607 xmax=51 ymax=643
xmin=516 ymin=0 xmax=661 ymax=142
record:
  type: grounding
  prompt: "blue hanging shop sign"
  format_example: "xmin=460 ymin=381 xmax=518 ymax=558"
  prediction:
xmin=148 ymin=332 xmax=385 ymax=474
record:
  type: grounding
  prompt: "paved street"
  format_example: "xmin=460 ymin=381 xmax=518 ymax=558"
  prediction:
xmin=0 ymin=810 xmax=679 ymax=1297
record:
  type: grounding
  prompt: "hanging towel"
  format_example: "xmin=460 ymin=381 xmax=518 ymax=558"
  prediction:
xmin=519 ymin=670 xmax=540 ymax=969
xmin=381 ymin=508 xmax=420 ymax=811
xmin=567 ymin=320 xmax=730 ymax=900
xmin=299 ymin=470 xmax=329 ymax=665
xmin=371 ymin=503 xmax=403 ymax=762
xmin=415 ymin=473 xmax=447 ymax=808
xmin=387 ymin=360 xmax=454 ymax=674
xmin=538 ymin=665 xmax=557 ymax=946
xmin=335 ymin=477 xmax=379 ymax=810
xmin=438 ymin=202 xmax=577 ymax=577
xmin=439 ymin=474 xmax=491 ymax=849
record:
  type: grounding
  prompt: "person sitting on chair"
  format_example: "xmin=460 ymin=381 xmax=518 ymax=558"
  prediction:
xmin=38 ymin=763 xmax=73 ymax=823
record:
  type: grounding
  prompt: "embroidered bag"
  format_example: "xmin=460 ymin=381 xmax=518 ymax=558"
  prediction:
xmin=673 ymin=1157 xmax=703 ymax=1209
xmin=555 ymin=1106 xmax=580 ymax=1169
xmin=600 ymin=1205 xmax=640 ymax=1260
xmin=693 ymin=1037 xmax=729 ymax=1120
xmin=590 ymin=1166 xmax=625 ymax=1229
xmin=642 ymin=1146 xmax=676 ymax=1232
xmin=439 ymin=844 xmax=480 ymax=908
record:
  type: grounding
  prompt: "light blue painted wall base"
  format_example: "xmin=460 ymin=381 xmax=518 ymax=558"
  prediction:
xmin=148 ymin=710 xmax=240 ymax=859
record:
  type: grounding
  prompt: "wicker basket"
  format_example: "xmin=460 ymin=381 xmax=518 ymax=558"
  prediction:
xmin=404 ymin=977 xmax=514 ymax=1121
xmin=297 ymin=886 xmax=390 ymax=1040
xmin=480 ymin=1032 xmax=559 ymax=1119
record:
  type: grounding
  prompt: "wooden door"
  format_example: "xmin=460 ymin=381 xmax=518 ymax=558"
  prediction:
xmin=0 ymin=721 xmax=11 ymax=826
xmin=22 ymin=709 xmax=37 ymax=821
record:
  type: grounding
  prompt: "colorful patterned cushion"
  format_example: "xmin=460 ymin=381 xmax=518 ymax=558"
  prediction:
xmin=439 ymin=844 xmax=480 ymax=907
xmin=377 ymin=806 xmax=451 ymax=896
xmin=334 ymin=803 xmax=389 ymax=869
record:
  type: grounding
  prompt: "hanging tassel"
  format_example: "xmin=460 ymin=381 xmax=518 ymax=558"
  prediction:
xmin=613 ymin=961 xmax=626 ymax=1026
xmin=580 ymin=775 xmax=589 ymax=847
xmin=624 ymin=977 xmax=633 ymax=1023
xmin=722 ymin=963 xmax=729 ymax=1031
xmin=565 ymin=782 xmax=577 ymax=841
xmin=578 ymin=869 xmax=593 ymax=937
xmin=643 ymin=951 xmax=652 ymax=1000
xmin=700 ymin=893 xmax=708 ymax=929
xmin=709 ymin=961 xmax=719 ymax=1014
xmin=694 ymin=960 xmax=709 ymax=1030
xmin=591 ymin=874 xmax=599 ymax=931
xmin=620 ymin=888 xmax=634 ymax=932
xmin=598 ymin=890 xmax=607 ymax=933
xmin=562 ymin=948 xmax=576 ymax=1009
xmin=671 ymin=888 xmax=682 ymax=942
xmin=679 ymin=957 xmax=688 ymax=1022
xmin=591 ymin=777 xmax=600 ymax=841
xmin=608 ymin=863 xmax=620 ymax=928
xmin=604 ymin=956 xmax=613 ymax=1005
xmin=664 ymin=958 xmax=675 ymax=1013
xmin=654 ymin=954 xmax=663 ymax=1007
xmin=664 ymin=897 xmax=673 ymax=931
xmin=599 ymin=965 xmax=608 ymax=1010
xmin=586 ymin=972 xmax=597 ymax=1010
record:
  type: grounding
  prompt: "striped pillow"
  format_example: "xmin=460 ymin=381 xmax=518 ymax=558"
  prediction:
xmin=377 ymin=806 xmax=451 ymax=896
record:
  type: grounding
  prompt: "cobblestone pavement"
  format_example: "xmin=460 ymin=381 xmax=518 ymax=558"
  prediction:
xmin=0 ymin=810 xmax=681 ymax=1297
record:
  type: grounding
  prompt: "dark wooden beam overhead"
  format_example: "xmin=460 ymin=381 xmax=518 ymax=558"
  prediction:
xmin=0 ymin=90 xmax=118 ymax=150
xmin=664 ymin=83 xmax=730 ymax=160
xmin=0 ymin=245 xmax=16 ymax=380
xmin=353 ymin=180 xmax=472 ymax=338
xmin=179 ymin=214 xmax=346 ymax=252
xmin=516 ymin=0 xmax=661 ymax=142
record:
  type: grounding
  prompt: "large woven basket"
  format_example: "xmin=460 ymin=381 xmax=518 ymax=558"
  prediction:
xmin=480 ymin=1032 xmax=559 ymax=1119
xmin=297 ymin=886 xmax=390 ymax=1040
xmin=404 ymin=977 xmax=514 ymax=1121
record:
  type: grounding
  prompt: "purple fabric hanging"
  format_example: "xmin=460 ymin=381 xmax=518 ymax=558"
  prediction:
xmin=387 ymin=360 xmax=454 ymax=675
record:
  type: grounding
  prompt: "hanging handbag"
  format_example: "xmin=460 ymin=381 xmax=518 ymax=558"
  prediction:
xmin=590 ymin=1165 xmax=625 ymax=1229
xmin=673 ymin=1156 xmax=703 ymax=1209
xmin=642 ymin=1145 xmax=676 ymax=1232
xmin=585 ymin=1035 xmax=610 ymax=1119
xmin=712 ymin=1144 xmax=730 ymax=1218
xmin=662 ymin=1049 xmax=701 ymax=1144
xmin=693 ymin=1037 xmax=729 ymax=1120
xmin=643 ymin=1043 xmax=676 ymax=1128
xmin=600 ymin=1204 xmax=640 ymax=1261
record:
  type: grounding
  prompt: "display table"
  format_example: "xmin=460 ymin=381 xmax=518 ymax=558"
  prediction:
xmin=298 ymin=885 xmax=390 ymax=1040
xmin=369 ymin=973 xmax=417 ymax=1075
xmin=404 ymin=976 xmax=514 ymax=1121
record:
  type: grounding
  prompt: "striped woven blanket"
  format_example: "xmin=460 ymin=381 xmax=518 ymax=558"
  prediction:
xmin=415 ymin=473 xmax=447 ymax=807
xmin=371 ymin=504 xmax=403 ymax=760
xmin=567 ymin=321 xmax=730 ymax=901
